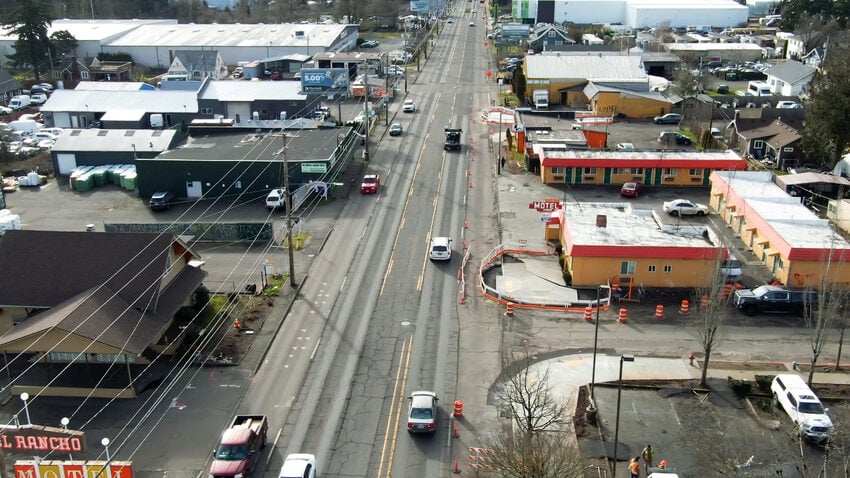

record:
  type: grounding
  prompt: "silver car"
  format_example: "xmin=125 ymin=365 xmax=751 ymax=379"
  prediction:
xmin=407 ymin=391 xmax=438 ymax=434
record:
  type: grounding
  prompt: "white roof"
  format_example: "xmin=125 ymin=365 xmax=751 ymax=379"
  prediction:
xmin=52 ymin=129 xmax=178 ymax=152
xmin=74 ymin=81 xmax=154 ymax=91
xmin=199 ymin=81 xmax=307 ymax=102
xmin=104 ymin=23 xmax=348 ymax=48
xmin=41 ymin=89 xmax=199 ymax=114
xmin=663 ymin=43 xmax=764 ymax=52
xmin=713 ymin=171 xmax=850 ymax=249
xmin=562 ymin=202 xmax=713 ymax=248
xmin=0 ymin=19 xmax=175 ymax=42
xmin=526 ymin=54 xmax=647 ymax=81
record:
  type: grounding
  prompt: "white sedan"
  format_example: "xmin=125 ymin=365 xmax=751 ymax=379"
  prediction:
xmin=662 ymin=199 xmax=709 ymax=216
xmin=403 ymin=99 xmax=416 ymax=113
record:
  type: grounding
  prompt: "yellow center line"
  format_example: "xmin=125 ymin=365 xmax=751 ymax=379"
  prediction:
xmin=376 ymin=334 xmax=414 ymax=478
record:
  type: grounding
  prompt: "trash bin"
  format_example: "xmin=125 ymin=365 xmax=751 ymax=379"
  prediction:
xmin=585 ymin=404 xmax=597 ymax=424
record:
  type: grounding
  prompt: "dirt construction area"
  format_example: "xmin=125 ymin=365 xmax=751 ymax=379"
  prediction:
xmin=580 ymin=377 xmax=850 ymax=477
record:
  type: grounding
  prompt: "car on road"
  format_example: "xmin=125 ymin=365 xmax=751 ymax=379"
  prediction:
xmin=360 ymin=174 xmax=380 ymax=194
xmin=403 ymin=99 xmax=416 ymax=112
xmin=361 ymin=40 xmax=380 ymax=48
xmin=407 ymin=391 xmax=438 ymax=434
xmin=385 ymin=65 xmax=406 ymax=76
xmin=620 ymin=182 xmax=639 ymax=198
xmin=447 ymin=19 xmax=453 ymax=23
xmin=469 ymin=21 xmax=475 ymax=26
xmin=279 ymin=453 xmax=317 ymax=478
xmin=658 ymin=131 xmax=692 ymax=146
xmin=653 ymin=113 xmax=682 ymax=125
xmin=389 ymin=123 xmax=403 ymax=136
xmin=0 ymin=106 xmax=12 ymax=115
xmin=429 ymin=236 xmax=452 ymax=261
xmin=149 ymin=191 xmax=175 ymax=211
xmin=266 ymin=188 xmax=287 ymax=210
xmin=662 ymin=199 xmax=708 ymax=216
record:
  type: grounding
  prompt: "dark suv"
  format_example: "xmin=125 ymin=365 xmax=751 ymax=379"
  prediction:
xmin=149 ymin=191 xmax=175 ymax=211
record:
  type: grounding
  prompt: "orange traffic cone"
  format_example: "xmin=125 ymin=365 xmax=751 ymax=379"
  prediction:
xmin=452 ymin=457 xmax=461 ymax=474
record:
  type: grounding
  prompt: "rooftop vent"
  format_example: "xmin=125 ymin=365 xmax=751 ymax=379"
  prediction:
xmin=596 ymin=215 xmax=607 ymax=228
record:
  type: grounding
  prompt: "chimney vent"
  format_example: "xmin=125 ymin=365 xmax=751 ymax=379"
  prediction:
xmin=596 ymin=214 xmax=607 ymax=228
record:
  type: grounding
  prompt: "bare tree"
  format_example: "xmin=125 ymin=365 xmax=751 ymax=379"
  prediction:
xmin=485 ymin=430 xmax=584 ymax=478
xmin=803 ymin=241 xmax=847 ymax=386
xmin=694 ymin=255 xmax=730 ymax=387
xmin=496 ymin=353 xmax=567 ymax=434
xmin=671 ymin=67 xmax=702 ymax=98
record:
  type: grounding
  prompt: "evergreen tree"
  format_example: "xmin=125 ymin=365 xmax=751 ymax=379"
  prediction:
xmin=2 ymin=0 xmax=54 ymax=81
xmin=804 ymin=45 xmax=850 ymax=166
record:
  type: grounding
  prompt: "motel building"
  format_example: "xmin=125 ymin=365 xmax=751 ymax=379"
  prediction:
xmin=533 ymin=147 xmax=746 ymax=186
xmin=710 ymin=171 xmax=850 ymax=287
xmin=550 ymin=202 xmax=725 ymax=290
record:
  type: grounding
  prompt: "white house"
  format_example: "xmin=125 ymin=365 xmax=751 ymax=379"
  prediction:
xmin=764 ymin=60 xmax=816 ymax=96
xmin=168 ymin=50 xmax=228 ymax=80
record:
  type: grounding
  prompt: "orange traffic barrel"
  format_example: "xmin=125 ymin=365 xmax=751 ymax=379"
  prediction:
xmin=453 ymin=400 xmax=464 ymax=418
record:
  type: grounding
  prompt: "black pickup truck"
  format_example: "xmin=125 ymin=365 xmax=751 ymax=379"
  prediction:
xmin=733 ymin=285 xmax=818 ymax=316
xmin=444 ymin=128 xmax=462 ymax=151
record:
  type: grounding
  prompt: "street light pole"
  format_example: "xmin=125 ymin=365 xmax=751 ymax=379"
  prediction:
xmin=612 ymin=354 xmax=635 ymax=478
xmin=101 ymin=437 xmax=111 ymax=462
xmin=19 ymin=393 xmax=31 ymax=426
xmin=590 ymin=286 xmax=601 ymax=400
xmin=497 ymin=79 xmax=503 ymax=175
xmin=61 ymin=417 xmax=73 ymax=460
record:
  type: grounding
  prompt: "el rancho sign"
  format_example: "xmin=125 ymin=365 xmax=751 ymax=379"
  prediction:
xmin=0 ymin=425 xmax=85 ymax=453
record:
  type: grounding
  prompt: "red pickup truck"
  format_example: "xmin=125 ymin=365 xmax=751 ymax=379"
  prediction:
xmin=209 ymin=414 xmax=268 ymax=478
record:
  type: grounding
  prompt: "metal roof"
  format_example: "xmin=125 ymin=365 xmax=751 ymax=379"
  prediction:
xmin=103 ymin=23 xmax=349 ymax=49
xmin=74 ymin=81 xmax=156 ymax=91
xmin=198 ymin=80 xmax=307 ymax=102
xmin=713 ymin=171 xmax=850 ymax=249
xmin=40 ymin=89 xmax=199 ymax=114
xmin=0 ymin=19 xmax=175 ymax=42
xmin=51 ymin=129 xmax=179 ymax=153
xmin=765 ymin=60 xmax=816 ymax=85
xmin=526 ymin=54 xmax=647 ymax=81
xmin=153 ymin=129 xmax=348 ymax=163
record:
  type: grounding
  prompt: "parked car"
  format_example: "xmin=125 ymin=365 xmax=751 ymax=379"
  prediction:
xmin=36 ymin=139 xmax=55 ymax=150
xmin=389 ymin=123 xmax=403 ymax=136
xmin=0 ymin=106 xmax=12 ymax=115
xmin=776 ymin=101 xmax=801 ymax=109
xmin=733 ymin=285 xmax=818 ymax=316
xmin=469 ymin=21 xmax=475 ymax=26
xmin=716 ymin=84 xmax=729 ymax=94
xmin=719 ymin=255 xmax=743 ymax=282
xmin=620 ymin=182 xmax=640 ymax=198
xmin=662 ymin=199 xmax=708 ymax=216
xmin=266 ymin=188 xmax=287 ymax=210
xmin=407 ymin=391 xmax=438 ymax=434
xmin=403 ymin=99 xmax=416 ymax=113
xmin=149 ymin=191 xmax=175 ymax=211
xmin=429 ymin=236 xmax=452 ymax=261
xmin=384 ymin=65 xmax=406 ymax=76
xmin=653 ymin=113 xmax=682 ymax=125
xmin=360 ymin=174 xmax=380 ymax=194
xmin=361 ymin=40 xmax=380 ymax=48
xmin=658 ymin=131 xmax=692 ymax=145
xmin=771 ymin=374 xmax=832 ymax=443
xmin=37 ymin=83 xmax=54 ymax=92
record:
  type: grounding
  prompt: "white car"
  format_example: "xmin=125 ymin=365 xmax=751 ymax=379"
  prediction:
xmin=403 ymin=99 xmax=416 ymax=113
xmin=407 ymin=390 xmax=438 ymax=433
xmin=719 ymin=255 xmax=743 ymax=282
xmin=265 ymin=188 xmax=287 ymax=210
xmin=429 ymin=236 xmax=452 ymax=261
xmin=662 ymin=199 xmax=708 ymax=217
xmin=30 ymin=93 xmax=48 ymax=105
xmin=37 ymin=83 xmax=54 ymax=92
xmin=279 ymin=453 xmax=317 ymax=478
xmin=0 ymin=105 xmax=12 ymax=115
xmin=37 ymin=139 xmax=55 ymax=150
xmin=771 ymin=374 xmax=832 ymax=443
xmin=6 ymin=141 xmax=22 ymax=153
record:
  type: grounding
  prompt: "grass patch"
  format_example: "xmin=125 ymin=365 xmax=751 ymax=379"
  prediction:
xmin=284 ymin=231 xmax=311 ymax=250
xmin=263 ymin=275 xmax=289 ymax=297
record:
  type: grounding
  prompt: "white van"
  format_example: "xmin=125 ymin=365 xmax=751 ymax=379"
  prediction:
xmin=8 ymin=95 xmax=31 ymax=110
xmin=747 ymin=81 xmax=772 ymax=97
xmin=771 ymin=374 xmax=832 ymax=443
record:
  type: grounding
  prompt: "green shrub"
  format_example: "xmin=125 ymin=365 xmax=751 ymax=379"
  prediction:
xmin=729 ymin=377 xmax=752 ymax=397
xmin=554 ymin=242 xmax=563 ymax=256
xmin=754 ymin=375 xmax=773 ymax=393
xmin=563 ymin=269 xmax=572 ymax=286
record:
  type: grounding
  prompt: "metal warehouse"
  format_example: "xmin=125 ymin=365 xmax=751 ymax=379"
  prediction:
xmin=512 ymin=0 xmax=748 ymax=28
xmin=134 ymin=128 xmax=357 ymax=201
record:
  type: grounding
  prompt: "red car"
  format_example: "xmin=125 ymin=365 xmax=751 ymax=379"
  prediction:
xmin=620 ymin=182 xmax=639 ymax=198
xmin=360 ymin=174 xmax=380 ymax=194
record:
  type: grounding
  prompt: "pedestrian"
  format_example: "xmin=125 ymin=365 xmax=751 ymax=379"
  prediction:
xmin=628 ymin=456 xmax=640 ymax=478
xmin=658 ymin=459 xmax=668 ymax=469
xmin=641 ymin=444 xmax=655 ymax=473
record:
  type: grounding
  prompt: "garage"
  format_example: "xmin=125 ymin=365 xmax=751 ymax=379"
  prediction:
xmin=55 ymin=153 xmax=77 ymax=175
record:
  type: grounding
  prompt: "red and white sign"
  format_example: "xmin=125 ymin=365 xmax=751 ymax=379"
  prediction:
xmin=529 ymin=200 xmax=562 ymax=212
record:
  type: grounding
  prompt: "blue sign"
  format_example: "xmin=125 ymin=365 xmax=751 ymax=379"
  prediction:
xmin=300 ymin=69 xmax=349 ymax=89
xmin=410 ymin=1 xmax=430 ymax=12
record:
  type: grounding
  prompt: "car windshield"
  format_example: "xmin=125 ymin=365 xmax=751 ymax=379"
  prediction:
xmin=410 ymin=407 xmax=433 ymax=419
xmin=432 ymin=246 xmax=448 ymax=252
xmin=722 ymin=260 xmax=742 ymax=268
xmin=799 ymin=402 xmax=825 ymax=414
xmin=215 ymin=444 xmax=248 ymax=460
xmin=364 ymin=177 xmax=376 ymax=184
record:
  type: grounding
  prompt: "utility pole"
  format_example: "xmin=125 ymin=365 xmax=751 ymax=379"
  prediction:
xmin=363 ymin=67 xmax=370 ymax=161
xmin=384 ymin=54 xmax=389 ymax=126
xmin=281 ymin=133 xmax=297 ymax=288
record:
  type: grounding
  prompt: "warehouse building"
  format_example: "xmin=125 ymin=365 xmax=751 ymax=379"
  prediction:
xmin=510 ymin=0 xmax=748 ymax=29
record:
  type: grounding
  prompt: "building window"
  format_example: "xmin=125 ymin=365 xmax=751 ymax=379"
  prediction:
xmin=662 ymin=168 xmax=677 ymax=176
xmin=584 ymin=167 xmax=597 ymax=175
xmin=81 ymin=71 xmax=90 ymax=79
xmin=612 ymin=168 xmax=624 ymax=174
xmin=663 ymin=265 xmax=672 ymax=273
xmin=628 ymin=168 xmax=643 ymax=174
xmin=753 ymin=140 xmax=764 ymax=149
xmin=552 ymin=167 xmax=564 ymax=174
xmin=648 ymin=265 xmax=656 ymax=272
xmin=620 ymin=261 xmax=636 ymax=275
xmin=777 ymin=258 xmax=784 ymax=270
xmin=783 ymin=147 xmax=793 ymax=152
xmin=689 ymin=169 xmax=703 ymax=176
xmin=548 ymin=31 xmax=556 ymax=37
xmin=201 ymin=107 xmax=213 ymax=114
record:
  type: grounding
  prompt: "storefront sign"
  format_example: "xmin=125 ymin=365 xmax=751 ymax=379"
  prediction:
xmin=14 ymin=460 xmax=133 ymax=478
xmin=0 ymin=426 xmax=85 ymax=453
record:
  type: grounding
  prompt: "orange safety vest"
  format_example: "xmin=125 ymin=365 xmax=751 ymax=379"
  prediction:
xmin=629 ymin=461 xmax=640 ymax=473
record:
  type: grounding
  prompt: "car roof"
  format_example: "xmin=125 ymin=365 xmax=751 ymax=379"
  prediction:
xmin=280 ymin=453 xmax=315 ymax=476
xmin=410 ymin=391 xmax=436 ymax=406
xmin=431 ymin=237 xmax=450 ymax=246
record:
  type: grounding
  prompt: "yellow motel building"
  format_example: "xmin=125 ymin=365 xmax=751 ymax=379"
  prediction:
xmin=710 ymin=171 xmax=850 ymax=287
xmin=552 ymin=202 xmax=724 ymax=289
xmin=533 ymin=147 xmax=747 ymax=186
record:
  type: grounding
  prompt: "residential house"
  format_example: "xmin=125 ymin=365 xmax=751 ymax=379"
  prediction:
xmin=729 ymin=116 xmax=803 ymax=169
xmin=764 ymin=61 xmax=815 ymax=96
xmin=88 ymin=58 xmax=135 ymax=82
xmin=0 ymin=230 xmax=207 ymax=398
xmin=0 ymin=69 xmax=23 ymax=105
xmin=528 ymin=24 xmax=575 ymax=53
xmin=168 ymin=50 xmax=228 ymax=81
